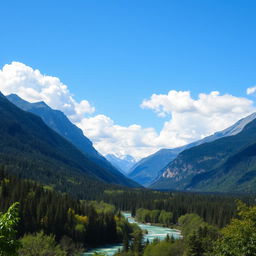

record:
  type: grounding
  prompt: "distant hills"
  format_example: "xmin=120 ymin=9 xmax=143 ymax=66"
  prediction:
xmin=0 ymin=92 xmax=139 ymax=198
xmin=7 ymin=94 xmax=137 ymax=188
xmin=105 ymin=154 xmax=136 ymax=174
xmin=3 ymin=91 xmax=256 ymax=194
xmin=129 ymin=112 xmax=256 ymax=186
xmin=151 ymin=115 xmax=256 ymax=193
xmin=7 ymin=94 xmax=100 ymax=159
xmin=128 ymin=149 xmax=179 ymax=186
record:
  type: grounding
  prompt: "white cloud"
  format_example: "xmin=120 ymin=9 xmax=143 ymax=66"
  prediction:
xmin=0 ymin=62 xmax=255 ymax=160
xmin=0 ymin=62 xmax=95 ymax=122
xmin=141 ymin=90 xmax=256 ymax=148
xmin=0 ymin=62 xmax=159 ymax=159
xmin=247 ymin=86 xmax=256 ymax=95
xmin=76 ymin=115 xmax=160 ymax=160
xmin=76 ymin=90 xmax=256 ymax=159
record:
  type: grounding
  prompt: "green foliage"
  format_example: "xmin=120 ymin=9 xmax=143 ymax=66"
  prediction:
xmin=178 ymin=213 xmax=219 ymax=256
xmin=102 ymin=189 xmax=241 ymax=228
xmin=187 ymin=231 xmax=204 ymax=256
xmin=143 ymin=239 xmax=184 ymax=256
xmin=178 ymin=213 xmax=205 ymax=238
xmin=88 ymin=201 xmax=116 ymax=214
xmin=186 ymin=227 xmax=216 ymax=256
xmin=0 ymin=94 xmax=137 ymax=202
xmin=18 ymin=231 xmax=66 ymax=256
xmin=59 ymin=236 xmax=84 ymax=256
xmin=0 ymin=202 xmax=20 ymax=256
xmin=153 ymin=118 xmax=256 ymax=193
xmin=159 ymin=210 xmax=173 ymax=226
xmin=130 ymin=229 xmax=144 ymax=256
xmin=0 ymin=170 xmax=135 ymax=248
xmin=136 ymin=208 xmax=173 ymax=226
xmin=214 ymin=200 xmax=256 ymax=256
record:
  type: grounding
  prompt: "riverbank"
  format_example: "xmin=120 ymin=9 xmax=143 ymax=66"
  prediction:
xmin=82 ymin=212 xmax=181 ymax=256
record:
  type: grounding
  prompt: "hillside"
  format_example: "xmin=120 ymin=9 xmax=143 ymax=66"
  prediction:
xmin=129 ymin=112 xmax=256 ymax=186
xmin=151 ymin=117 xmax=256 ymax=193
xmin=0 ymin=92 xmax=139 ymax=198
xmin=128 ymin=149 xmax=179 ymax=186
xmin=7 ymin=94 xmax=134 ymax=186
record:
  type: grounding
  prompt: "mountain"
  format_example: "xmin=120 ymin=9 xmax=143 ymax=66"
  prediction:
xmin=0 ymin=92 xmax=139 ymax=198
xmin=128 ymin=149 xmax=179 ymax=186
xmin=129 ymin=112 xmax=256 ymax=186
xmin=151 ymin=117 xmax=256 ymax=193
xmin=105 ymin=154 xmax=136 ymax=174
xmin=7 ymin=94 xmax=98 ymax=157
xmin=7 ymin=94 xmax=139 ymax=188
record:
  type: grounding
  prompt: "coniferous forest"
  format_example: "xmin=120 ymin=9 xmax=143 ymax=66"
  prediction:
xmin=1 ymin=162 xmax=256 ymax=256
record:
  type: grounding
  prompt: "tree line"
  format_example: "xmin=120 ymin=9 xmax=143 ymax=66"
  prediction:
xmin=102 ymin=189 xmax=254 ymax=228
xmin=113 ymin=201 xmax=256 ymax=256
xmin=135 ymin=208 xmax=173 ymax=226
xmin=0 ymin=169 xmax=137 ymax=255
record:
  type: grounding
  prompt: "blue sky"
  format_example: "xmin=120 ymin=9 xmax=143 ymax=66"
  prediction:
xmin=1 ymin=0 xmax=256 ymax=158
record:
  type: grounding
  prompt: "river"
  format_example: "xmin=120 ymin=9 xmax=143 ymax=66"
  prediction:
xmin=82 ymin=212 xmax=182 ymax=256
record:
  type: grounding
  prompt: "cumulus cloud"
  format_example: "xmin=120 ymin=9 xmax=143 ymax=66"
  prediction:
xmin=247 ymin=86 xmax=256 ymax=95
xmin=0 ymin=62 xmax=95 ymax=121
xmin=0 ymin=62 xmax=160 ymax=159
xmin=76 ymin=90 xmax=256 ymax=159
xmin=0 ymin=62 xmax=255 ymax=160
xmin=141 ymin=90 xmax=256 ymax=148
xmin=76 ymin=114 xmax=160 ymax=160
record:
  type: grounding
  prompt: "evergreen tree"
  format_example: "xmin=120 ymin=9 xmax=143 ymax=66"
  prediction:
xmin=187 ymin=231 xmax=204 ymax=256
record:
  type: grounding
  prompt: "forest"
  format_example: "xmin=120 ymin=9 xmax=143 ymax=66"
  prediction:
xmin=0 ymin=169 xmax=138 ymax=255
xmin=1 ymin=166 xmax=256 ymax=256
xmin=112 ymin=200 xmax=256 ymax=256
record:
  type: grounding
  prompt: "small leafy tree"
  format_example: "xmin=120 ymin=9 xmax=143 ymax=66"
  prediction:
xmin=19 ymin=231 xmax=66 ymax=256
xmin=0 ymin=202 xmax=20 ymax=256
xmin=214 ymin=200 xmax=256 ymax=256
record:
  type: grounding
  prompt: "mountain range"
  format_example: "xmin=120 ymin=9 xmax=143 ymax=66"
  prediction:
xmin=129 ymin=112 xmax=256 ymax=186
xmin=2 ymin=91 xmax=256 ymax=194
xmin=0 ymin=92 xmax=139 ymax=197
xmin=7 ymin=94 xmax=112 ymax=169
xmin=105 ymin=154 xmax=136 ymax=174
xmin=151 ymin=115 xmax=256 ymax=193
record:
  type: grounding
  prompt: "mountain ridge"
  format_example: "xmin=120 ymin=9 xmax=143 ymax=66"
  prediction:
xmin=6 ymin=94 xmax=139 ymax=188
xmin=105 ymin=154 xmax=136 ymax=174
xmin=151 ymin=117 xmax=256 ymax=192
xmin=129 ymin=112 xmax=256 ymax=186
xmin=0 ymin=92 xmax=139 ymax=193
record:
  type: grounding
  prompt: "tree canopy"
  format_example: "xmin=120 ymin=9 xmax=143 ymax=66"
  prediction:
xmin=0 ymin=202 xmax=20 ymax=256
xmin=214 ymin=200 xmax=256 ymax=256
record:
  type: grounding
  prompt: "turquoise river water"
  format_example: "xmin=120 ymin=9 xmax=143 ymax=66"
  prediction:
xmin=82 ymin=212 xmax=182 ymax=256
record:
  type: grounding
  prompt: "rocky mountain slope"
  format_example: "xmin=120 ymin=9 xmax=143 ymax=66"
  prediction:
xmin=151 ymin=117 xmax=256 ymax=193
xmin=129 ymin=112 xmax=256 ymax=186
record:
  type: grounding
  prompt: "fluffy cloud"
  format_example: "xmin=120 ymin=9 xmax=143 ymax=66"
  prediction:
xmin=0 ymin=62 xmax=255 ymax=160
xmin=247 ymin=86 xmax=256 ymax=95
xmin=0 ymin=62 xmax=95 ymax=121
xmin=0 ymin=62 xmax=160 ymax=159
xmin=141 ymin=90 xmax=256 ymax=148
xmin=76 ymin=90 xmax=256 ymax=158
xmin=76 ymin=115 xmax=160 ymax=159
